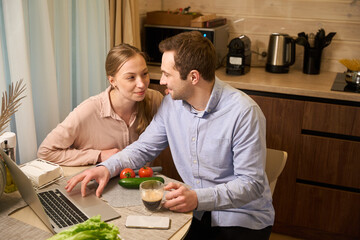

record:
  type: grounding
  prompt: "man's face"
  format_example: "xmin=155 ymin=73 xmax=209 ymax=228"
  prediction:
xmin=160 ymin=51 xmax=192 ymax=100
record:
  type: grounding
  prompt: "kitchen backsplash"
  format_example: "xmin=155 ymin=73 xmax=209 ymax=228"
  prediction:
xmin=139 ymin=0 xmax=360 ymax=73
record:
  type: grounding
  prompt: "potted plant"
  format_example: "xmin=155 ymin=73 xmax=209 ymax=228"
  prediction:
xmin=0 ymin=79 xmax=26 ymax=197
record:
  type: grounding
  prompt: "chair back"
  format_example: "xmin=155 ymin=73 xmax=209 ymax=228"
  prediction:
xmin=265 ymin=148 xmax=288 ymax=195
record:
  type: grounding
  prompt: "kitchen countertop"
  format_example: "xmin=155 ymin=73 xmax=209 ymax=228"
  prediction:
xmin=148 ymin=66 xmax=360 ymax=103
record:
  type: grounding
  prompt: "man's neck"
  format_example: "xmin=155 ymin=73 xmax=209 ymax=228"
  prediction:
xmin=187 ymin=80 xmax=215 ymax=111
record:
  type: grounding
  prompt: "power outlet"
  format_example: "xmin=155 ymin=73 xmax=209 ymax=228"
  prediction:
xmin=258 ymin=48 xmax=268 ymax=61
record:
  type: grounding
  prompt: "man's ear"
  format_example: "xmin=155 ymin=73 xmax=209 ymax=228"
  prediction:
xmin=189 ymin=70 xmax=200 ymax=85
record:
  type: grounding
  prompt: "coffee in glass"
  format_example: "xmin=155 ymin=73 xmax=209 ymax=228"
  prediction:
xmin=140 ymin=180 xmax=164 ymax=211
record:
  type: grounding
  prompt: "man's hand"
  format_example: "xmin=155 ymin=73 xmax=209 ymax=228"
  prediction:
xmin=163 ymin=182 xmax=198 ymax=212
xmin=65 ymin=166 xmax=110 ymax=197
xmin=98 ymin=148 xmax=120 ymax=163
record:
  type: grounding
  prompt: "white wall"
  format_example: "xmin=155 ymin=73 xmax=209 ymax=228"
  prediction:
xmin=139 ymin=0 xmax=360 ymax=73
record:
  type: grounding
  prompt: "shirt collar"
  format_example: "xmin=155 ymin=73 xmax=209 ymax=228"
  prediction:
xmin=205 ymin=77 xmax=223 ymax=114
xmin=183 ymin=77 xmax=223 ymax=118
xmin=100 ymin=86 xmax=113 ymax=118
xmin=101 ymin=86 xmax=138 ymax=124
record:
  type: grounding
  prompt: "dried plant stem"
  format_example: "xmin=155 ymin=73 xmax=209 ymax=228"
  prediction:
xmin=0 ymin=79 xmax=26 ymax=134
xmin=339 ymin=59 xmax=360 ymax=71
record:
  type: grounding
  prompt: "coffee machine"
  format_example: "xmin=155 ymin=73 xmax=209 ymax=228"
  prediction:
xmin=226 ymin=35 xmax=251 ymax=75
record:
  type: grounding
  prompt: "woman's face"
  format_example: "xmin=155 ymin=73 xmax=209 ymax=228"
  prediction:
xmin=109 ymin=54 xmax=150 ymax=103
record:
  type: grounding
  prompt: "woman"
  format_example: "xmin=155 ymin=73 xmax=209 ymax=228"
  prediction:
xmin=37 ymin=44 xmax=163 ymax=166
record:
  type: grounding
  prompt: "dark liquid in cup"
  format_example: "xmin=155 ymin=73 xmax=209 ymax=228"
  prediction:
xmin=142 ymin=190 xmax=163 ymax=211
xmin=142 ymin=199 xmax=162 ymax=211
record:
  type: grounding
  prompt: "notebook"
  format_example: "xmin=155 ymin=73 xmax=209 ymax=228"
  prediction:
xmin=0 ymin=149 xmax=120 ymax=234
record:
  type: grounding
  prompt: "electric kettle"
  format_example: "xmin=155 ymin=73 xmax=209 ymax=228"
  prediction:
xmin=266 ymin=33 xmax=295 ymax=73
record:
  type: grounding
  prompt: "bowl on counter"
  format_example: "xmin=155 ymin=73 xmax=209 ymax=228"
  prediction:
xmin=345 ymin=70 xmax=360 ymax=88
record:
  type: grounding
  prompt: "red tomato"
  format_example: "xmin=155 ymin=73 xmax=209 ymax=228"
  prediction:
xmin=120 ymin=168 xmax=135 ymax=179
xmin=139 ymin=166 xmax=153 ymax=178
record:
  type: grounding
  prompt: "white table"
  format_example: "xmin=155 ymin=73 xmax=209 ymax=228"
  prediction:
xmin=9 ymin=165 xmax=192 ymax=240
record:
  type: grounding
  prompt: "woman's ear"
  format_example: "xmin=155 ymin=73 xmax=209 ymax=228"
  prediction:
xmin=108 ymin=76 xmax=115 ymax=87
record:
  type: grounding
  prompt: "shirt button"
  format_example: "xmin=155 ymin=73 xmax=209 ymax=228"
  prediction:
xmin=193 ymin=160 xmax=197 ymax=164
xmin=192 ymin=137 xmax=195 ymax=141
xmin=196 ymin=180 xmax=200 ymax=184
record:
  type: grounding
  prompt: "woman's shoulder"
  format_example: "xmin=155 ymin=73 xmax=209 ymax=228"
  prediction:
xmin=146 ymin=88 xmax=164 ymax=104
xmin=71 ymin=90 xmax=106 ymax=118
xmin=146 ymin=88 xmax=164 ymax=116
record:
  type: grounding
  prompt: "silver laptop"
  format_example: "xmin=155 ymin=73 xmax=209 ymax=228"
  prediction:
xmin=0 ymin=149 xmax=120 ymax=234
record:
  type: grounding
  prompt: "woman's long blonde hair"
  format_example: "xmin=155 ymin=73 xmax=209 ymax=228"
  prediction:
xmin=105 ymin=44 xmax=153 ymax=134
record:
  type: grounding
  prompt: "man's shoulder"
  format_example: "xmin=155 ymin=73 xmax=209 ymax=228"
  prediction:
xmin=215 ymin=81 xmax=262 ymax=117
xmin=221 ymin=82 xmax=255 ymax=104
xmin=156 ymin=94 xmax=184 ymax=115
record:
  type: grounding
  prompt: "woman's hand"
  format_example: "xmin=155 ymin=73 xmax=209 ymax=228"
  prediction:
xmin=98 ymin=148 xmax=120 ymax=163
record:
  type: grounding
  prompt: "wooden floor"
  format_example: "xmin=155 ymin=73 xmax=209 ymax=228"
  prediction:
xmin=270 ymin=233 xmax=303 ymax=240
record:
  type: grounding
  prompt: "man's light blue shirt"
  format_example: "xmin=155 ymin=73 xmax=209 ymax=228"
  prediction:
xmin=101 ymin=77 xmax=275 ymax=229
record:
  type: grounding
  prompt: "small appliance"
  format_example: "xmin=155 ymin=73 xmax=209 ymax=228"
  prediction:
xmin=144 ymin=24 xmax=229 ymax=68
xmin=266 ymin=33 xmax=295 ymax=73
xmin=226 ymin=35 xmax=251 ymax=75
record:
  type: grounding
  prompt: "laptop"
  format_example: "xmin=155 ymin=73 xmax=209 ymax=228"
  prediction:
xmin=0 ymin=149 xmax=120 ymax=234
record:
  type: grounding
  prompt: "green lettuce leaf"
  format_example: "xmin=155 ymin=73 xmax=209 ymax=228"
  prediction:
xmin=47 ymin=215 xmax=120 ymax=240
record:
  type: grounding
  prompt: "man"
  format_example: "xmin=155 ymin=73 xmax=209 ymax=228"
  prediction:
xmin=66 ymin=31 xmax=274 ymax=240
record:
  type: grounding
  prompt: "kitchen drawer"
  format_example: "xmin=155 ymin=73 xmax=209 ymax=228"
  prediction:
xmin=293 ymin=183 xmax=360 ymax=239
xmin=302 ymin=102 xmax=360 ymax=137
xmin=299 ymin=135 xmax=360 ymax=189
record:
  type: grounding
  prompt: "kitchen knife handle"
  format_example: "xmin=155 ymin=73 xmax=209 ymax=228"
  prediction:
xmin=134 ymin=166 xmax=163 ymax=175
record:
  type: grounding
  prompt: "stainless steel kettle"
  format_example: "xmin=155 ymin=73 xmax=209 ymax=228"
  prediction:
xmin=266 ymin=33 xmax=295 ymax=73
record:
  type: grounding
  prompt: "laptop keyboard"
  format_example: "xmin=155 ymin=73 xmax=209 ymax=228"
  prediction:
xmin=38 ymin=189 xmax=88 ymax=228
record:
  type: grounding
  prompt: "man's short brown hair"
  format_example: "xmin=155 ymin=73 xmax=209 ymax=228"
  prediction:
xmin=159 ymin=31 xmax=216 ymax=81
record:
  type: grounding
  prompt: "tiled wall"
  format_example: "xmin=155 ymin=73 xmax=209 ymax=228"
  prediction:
xmin=139 ymin=0 xmax=360 ymax=73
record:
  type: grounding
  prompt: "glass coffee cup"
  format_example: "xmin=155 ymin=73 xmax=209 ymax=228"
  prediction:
xmin=140 ymin=180 xmax=164 ymax=211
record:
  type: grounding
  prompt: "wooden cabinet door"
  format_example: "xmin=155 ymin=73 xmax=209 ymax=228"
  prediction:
xmin=299 ymin=135 xmax=360 ymax=188
xmin=247 ymin=93 xmax=360 ymax=239
xmin=303 ymin=102 xmax=360 ymax=137
xmin=298 ymin=102 xmax=360 ymax=239
xmin=294 ymin=183 xmax=360 ymax=239
xmin=249 ymin=94 xmax=304 ymax=226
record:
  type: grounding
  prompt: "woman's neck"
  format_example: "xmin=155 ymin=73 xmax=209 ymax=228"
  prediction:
xmin=109 ymin=88 xmax=137 ymax=125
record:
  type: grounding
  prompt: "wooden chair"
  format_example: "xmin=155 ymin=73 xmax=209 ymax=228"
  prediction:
xmin=265 ymin=148 xmax=288 ymax=195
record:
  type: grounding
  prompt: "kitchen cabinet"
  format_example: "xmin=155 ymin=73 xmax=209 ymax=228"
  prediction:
xmin=248 ymin=94 xmax=304 ymax=229
xmin=247 ymin=92 xmax=360 ymax=240
xmin=148 ymin=66 xmax=360 ymax=239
